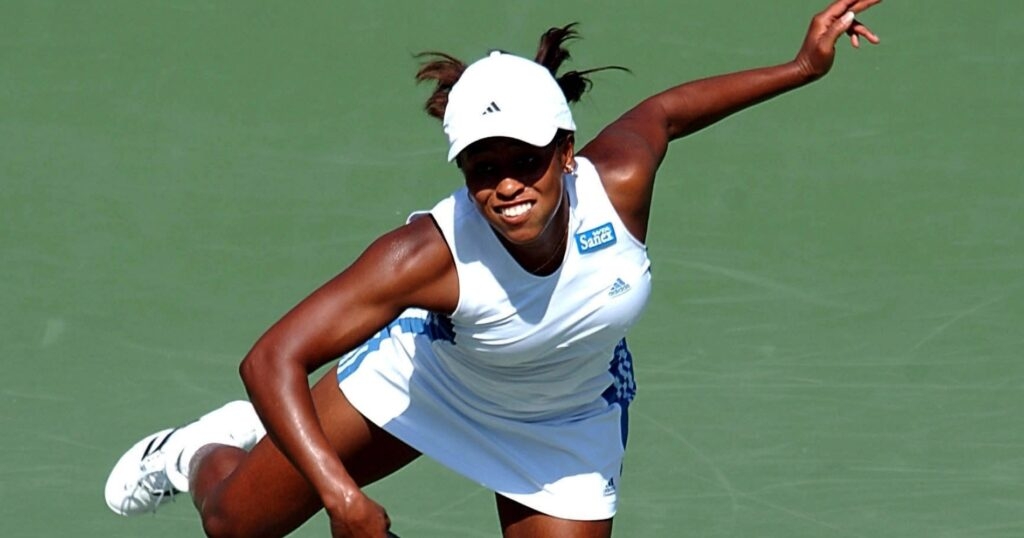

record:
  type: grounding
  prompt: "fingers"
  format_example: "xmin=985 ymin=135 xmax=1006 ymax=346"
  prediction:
xmin=817 ymin=0 xmax=882 ymax=37
xmin=851 ymin=21 xmax=882 ymax=44
xmin=797 ymin=0 xmax=881 ymax=78
xmin=834 ymin=0 xmax=883 ymax=14
xmin=824 ymin=10 xmax=857 ymax=45
xmin=849 ymin=0 xmax=883 ymax=15
xmin=844 ymin=18 xmax=881 ymax=49
xmin=820 ymin=0 xmax=860 ymax=20
xmin=828 ymin=9 xmax=882 ymax=49
xmin=821 ymin=0 xmax=881 ymax=19
xmin=819 ymin=0 xmax=883 ymax=49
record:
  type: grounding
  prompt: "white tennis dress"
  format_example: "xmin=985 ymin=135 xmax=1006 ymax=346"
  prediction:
xmin=336 ymin=157 xmax=652 ymax=520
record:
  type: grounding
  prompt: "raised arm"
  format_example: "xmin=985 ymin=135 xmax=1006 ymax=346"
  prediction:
xmin=580 ymin=0 xmax=881 ymax=242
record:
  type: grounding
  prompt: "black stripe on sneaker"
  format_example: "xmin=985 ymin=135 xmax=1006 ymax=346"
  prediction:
xmin=142 ymin=428 xmax=178 ymax=458
xmin=153 ymin=428 xmax=178 ymax=452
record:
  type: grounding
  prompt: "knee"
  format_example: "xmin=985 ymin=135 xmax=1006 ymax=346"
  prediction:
xmin=196 ymin=480 xmax=255 ymax=538
xmin=200 ymin=510 xmax=233 ymax=538
xmin=189 ymin=447 xmax=254 ymax=537
xmin=200 ymin=505 xmax=251 ymax=538
xmin=198 ymin=484 xmax=284 ymax=538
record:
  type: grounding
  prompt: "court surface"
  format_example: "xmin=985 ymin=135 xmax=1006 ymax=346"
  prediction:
xmin=3 ymin=1 xmax=1022 ymax=536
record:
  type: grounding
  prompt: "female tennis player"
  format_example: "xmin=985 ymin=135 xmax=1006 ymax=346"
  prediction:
xmin=105 ymin=1 xmax=881 ymax=536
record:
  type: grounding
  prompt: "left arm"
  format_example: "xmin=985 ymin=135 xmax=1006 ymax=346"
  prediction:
xmin=652 ymin=0 xmax=881 ymax=142
xmin=580 ymin=0 xmax=881 ymax=241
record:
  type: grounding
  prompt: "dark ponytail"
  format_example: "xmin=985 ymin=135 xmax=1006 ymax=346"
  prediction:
xmin=416 ymin=23 xmax=626 ymax=120
xmin=414 ymin=52 xmax=467 ymax=120
xmin=536 ymin=23 xmax=630 ymax=104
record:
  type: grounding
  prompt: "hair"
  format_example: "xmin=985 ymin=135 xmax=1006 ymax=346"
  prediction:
xmin=414 ymin=23 xmax=627 ymax=121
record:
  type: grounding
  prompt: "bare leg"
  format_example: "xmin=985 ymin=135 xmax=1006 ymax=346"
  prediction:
xmin=189 ymin=444 xmax=246 ymax=513
xmin=188 ymin=370 xmax=420 ymax=538
xmin=496 ymin=494 xmax=613 ymax=538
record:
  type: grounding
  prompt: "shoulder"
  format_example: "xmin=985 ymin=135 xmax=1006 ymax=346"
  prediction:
xmin=580 ymin=100 xmax=667 ymax=186
xmin=357 ymin=215 xmax=458 ymax=313
xmin=370 ymin=214 xmax=454 ymax=279
xmin=577 ymin=119 xmax=663 ymax=242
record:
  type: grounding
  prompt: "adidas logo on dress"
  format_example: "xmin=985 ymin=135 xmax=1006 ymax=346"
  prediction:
xmin=482 ymin=101 xmax=501 ymax=115
xmin=608 ymin=278 xmax=631 ymax=297
xmin=603 ymin=477 xmax=616 ymax=496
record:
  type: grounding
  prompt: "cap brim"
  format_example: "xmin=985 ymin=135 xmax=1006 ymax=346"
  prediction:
xmin=447 ymin=122 xmax=559 ymax=162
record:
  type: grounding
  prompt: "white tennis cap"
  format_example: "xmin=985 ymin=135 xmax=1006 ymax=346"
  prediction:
xmin=443 ymin=51 xmax=576 ymax=162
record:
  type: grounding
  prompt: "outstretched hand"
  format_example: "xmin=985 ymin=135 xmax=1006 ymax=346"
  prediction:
xmin=796 ymin=0 xmax=882 ymax=80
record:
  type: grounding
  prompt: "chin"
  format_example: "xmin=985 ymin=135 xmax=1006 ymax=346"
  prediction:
xmin=500 ymin=232 xmax=536 ymax=245
xmin=495 ymin=226 xmax=543 ymax=246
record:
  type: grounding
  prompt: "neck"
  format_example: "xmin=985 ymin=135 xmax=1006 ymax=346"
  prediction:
xmin=505 ymin=190 xmax=570 ymax=276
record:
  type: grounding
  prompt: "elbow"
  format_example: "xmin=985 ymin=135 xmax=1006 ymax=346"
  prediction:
xmin=238 ymin=346 xmax=274 ymax=394
xmin=238 ymin=340 xmax=308 ymax=395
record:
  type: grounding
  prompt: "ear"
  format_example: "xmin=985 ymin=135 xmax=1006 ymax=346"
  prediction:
xmin=560 ymin=134 xmax=576 ymax=172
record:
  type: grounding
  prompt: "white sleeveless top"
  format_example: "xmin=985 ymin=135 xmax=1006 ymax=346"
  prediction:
xmin=427 ymin=156 xmax=652 ymax=420
xmin=337 ymin=157 xmax=652 ymax=520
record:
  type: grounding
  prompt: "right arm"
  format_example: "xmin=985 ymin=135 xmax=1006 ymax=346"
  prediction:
xmin=238 ymin=215 xmax=457 ymax=536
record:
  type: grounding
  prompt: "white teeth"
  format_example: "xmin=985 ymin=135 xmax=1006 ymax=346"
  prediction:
xmin=500 ymin=202 xmax=532 ymax=217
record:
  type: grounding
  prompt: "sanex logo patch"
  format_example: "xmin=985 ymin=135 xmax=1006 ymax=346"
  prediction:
xmin=575 ymin=223 xmax=617 ymax=253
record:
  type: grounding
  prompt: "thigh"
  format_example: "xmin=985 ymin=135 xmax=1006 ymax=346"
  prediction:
xmin=496 ymin=494 xmax=613 ymax=538
xmin=200 ymin=370 xmax=421 ymax=537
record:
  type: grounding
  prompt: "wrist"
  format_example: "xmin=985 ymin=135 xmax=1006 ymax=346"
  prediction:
xmin=318 ymin=481 xmax=361 ymax=513
xmin=791 ymin=54 xmax=828 ymax=84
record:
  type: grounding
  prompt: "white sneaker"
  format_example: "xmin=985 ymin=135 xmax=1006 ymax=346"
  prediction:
xmin=163 ymin=400 xmax=266 ymax=492
xmin=104 ymin=401 xmax=266 ymax=516
xmin=104 ymin=428 xmax=182 ymax=516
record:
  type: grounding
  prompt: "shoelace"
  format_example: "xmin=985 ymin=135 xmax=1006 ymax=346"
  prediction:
xmin=122 ymin=430 xmax=181 ymax=514
xmin=125 ymin=466 xmax=178 ymax=514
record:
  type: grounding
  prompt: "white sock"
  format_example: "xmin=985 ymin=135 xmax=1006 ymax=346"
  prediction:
xmin=162 ymin=401 xmax=266 ymax=492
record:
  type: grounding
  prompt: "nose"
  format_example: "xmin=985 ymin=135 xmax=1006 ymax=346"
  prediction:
xmin=495 ymin=177 xmax=525 ymax=200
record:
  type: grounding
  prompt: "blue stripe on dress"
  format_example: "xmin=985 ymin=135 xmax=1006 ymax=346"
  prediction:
xmin=336 ymin=312 xmax=455 ymax=382
xmin=602 ymin=338 xmax=636 ymax=448
xmin=601 ymin=338 xmax=637 ymax=407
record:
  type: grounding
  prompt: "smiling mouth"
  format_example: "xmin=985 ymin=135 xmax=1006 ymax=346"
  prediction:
xmin=499 ymin=202 xmax=533 ymax=218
